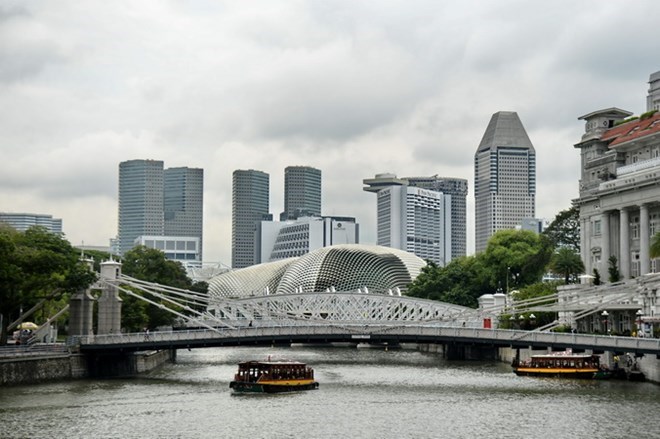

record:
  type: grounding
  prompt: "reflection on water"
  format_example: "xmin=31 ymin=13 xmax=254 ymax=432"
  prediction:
xmin=1 ymin=346 xmax=658 ymax=438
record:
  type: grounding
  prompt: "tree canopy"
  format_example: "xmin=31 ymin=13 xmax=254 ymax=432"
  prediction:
xmin=0 ymin=225 xmax=97 ymax=343
xmin=542 ymin=206 xmax=580 ymax=252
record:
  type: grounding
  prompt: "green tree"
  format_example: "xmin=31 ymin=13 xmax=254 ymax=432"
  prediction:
xmin=608 ymin=255 xmax=621 ymax=283
xmin=481 ymin=229 xmax=553 ymax=291
xmin=0 ymin=225 xmax=96 ymax=343
xmin=542 ymin=206 xmax=580 ymax=253
xmin=549 ymin=247 xmax=584 ymax=284
xmin=593 ymin=268 xmax=601 ymax=285
xmin=650 ymin=231 xmax=660 ymax=259
xmin=121 ymin=246 xmax=193 ymax=329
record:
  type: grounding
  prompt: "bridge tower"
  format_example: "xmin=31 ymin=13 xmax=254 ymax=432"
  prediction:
xmin=97 ymin=260 xmax=123 ymax=334
xmin=68 ymin=257 xmax=95 ymax=337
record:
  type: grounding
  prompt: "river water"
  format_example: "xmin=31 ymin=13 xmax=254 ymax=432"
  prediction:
xmin=1 ymin=346 xmax=658 ymax=439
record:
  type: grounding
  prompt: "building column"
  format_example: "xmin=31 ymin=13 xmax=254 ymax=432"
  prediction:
xmin=640 ymin=203 xmax=651 ymax=275
xmin=601 ymin=211 xmax=611 ymax=278
xmin=620 ymin=208 xmax=630 ymax=279
xmin=582 ymin=217 xmax=591 ymax=275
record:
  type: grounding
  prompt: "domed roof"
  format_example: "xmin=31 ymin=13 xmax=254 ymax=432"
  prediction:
xmin=208 ymin=244 xmax=426 ymax=298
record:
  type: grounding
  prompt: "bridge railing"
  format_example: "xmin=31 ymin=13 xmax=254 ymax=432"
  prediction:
xmin=70 ymin=323 xmax=660 ymax=355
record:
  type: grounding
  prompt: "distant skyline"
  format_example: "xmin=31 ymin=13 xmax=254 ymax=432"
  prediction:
xmin=2 ymin=2 xmax=660 ymax=264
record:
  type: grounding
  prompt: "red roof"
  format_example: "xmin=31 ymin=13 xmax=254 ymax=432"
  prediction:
xmin=603 ymin=113 xmax=660 ymax=148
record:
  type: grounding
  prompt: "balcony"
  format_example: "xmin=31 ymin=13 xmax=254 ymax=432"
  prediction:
xmin=617 ymin=156 xmax=660 ymax=176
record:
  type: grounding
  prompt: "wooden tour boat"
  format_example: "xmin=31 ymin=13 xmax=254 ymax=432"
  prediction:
xmin=512 ymin=351 xmax=605 ymax=379
xmin=229 ymin=359 xmax=319 ymax=393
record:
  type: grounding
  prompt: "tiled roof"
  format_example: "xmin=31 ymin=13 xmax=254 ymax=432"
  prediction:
xmin=604 ymin=113 xmax=660 ymax=147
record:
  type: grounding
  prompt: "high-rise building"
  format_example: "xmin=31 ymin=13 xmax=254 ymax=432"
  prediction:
xmin=363 ymin=174 xmax=452 ymax=266
xmin=280 ymin=166 xmax=322 ymax=221
xmin=232 ymin=169 xmax=270 ymax=269
xmin=118 ymin=159 xmax=164 ymax=256
xmin=405 ymin=176 xmax=468 ymax=258
xmin=474 ymin=111 xmax=536 ymax=252
xmin=118 ymin=160 xmax=204 ymax=259
xmin=164 ymin=167 xmax=204 ymax=257
xmin=0 ymin=212 xmax=63 ymax=234
xmin=648 ymin=70 xmax=660 ymax=112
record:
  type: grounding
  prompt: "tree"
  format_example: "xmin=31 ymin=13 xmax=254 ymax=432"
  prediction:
xmin=608 ymin=255 xmax=621 ymax=283
xmin=481 ymin=229 xmax=553 ymax=291
xmin=650 ymin=231 xmax=660 ymax=259
xmin=593 ymin=268 xmax=601 ymax=285
xmin=121 ymin=246 xmax=193 ymax=329
xmin=0 ymin=225 xmax=96 ymax=343
xmin=543 ymin=206 xmax=580 ymax=253
xmin=549 ymin=247 xmax=584 ymax=284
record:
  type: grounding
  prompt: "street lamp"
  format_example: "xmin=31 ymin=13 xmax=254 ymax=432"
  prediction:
xmin=601 ymin=310 xmax=609 ymax=334
xmin=509 ymin=314 xmax=516 ymax=329
xmin=636 ymin=309 xmax=644 ymax=337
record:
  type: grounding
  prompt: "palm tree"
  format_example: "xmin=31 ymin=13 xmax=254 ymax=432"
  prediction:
xmin=550 ymin=247 xmax=585 ymax=284
xmin=650 ymin=232 xmax=660 ymax=259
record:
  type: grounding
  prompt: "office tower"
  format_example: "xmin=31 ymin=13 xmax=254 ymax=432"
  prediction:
xmin=232 ymin=169 xmax=270 ymax=269
xmin=280 ymin=166 xmax=322 ymax=221
xmin=164 ymin=167 xmax=204 ymax=258
xmin=474 ymin=111 xmax=536 ymax=253
xmin=118 ymin=160 xmax=204 ymax=260
xmin=363 ymin=174 xmax=452 ymax=266
xmin=405 ymin=176 xmax=468 ymax=258
xmin=0 ymin=212 xmax=63 ymax=234
xmin=118 ymin=159 xmax=164 ymax=256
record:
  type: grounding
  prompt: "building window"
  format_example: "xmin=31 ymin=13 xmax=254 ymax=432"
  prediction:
xmin=632 ymin=216 xmax=640 ymax=239
xmin=593 ymin=219 xmax=601 ymax=236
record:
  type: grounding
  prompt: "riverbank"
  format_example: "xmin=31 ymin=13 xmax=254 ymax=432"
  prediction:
xmin=0 ymin=347 xmax=174 ymax=386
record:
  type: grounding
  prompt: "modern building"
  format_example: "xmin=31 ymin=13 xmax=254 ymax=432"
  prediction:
xmin=232 ymin=169 xmax=270 ymax=269
xmin=257 ymin=215 xmax=359 ymax=262
xmin=648 ymin=70 xmax=660 ymax=112
xmin=134 ymin=235 xmax=201 ymax=266
xmin=518 ymin=218 xmax=549 ymax=234
xmin=474 ymin=111 xmax=536 ymax=252
xmin=0 ymin=212 xmax=62 ymax=234
xmin=280 ymin=166 xmax=322 ymax=221
xmin=574 ymin=71 xmax=660 ymax=279
xmin=363 ymin=174 xmax=452 ymax=266
xmin=118 ymin=159 xmax=204 ymax=259
xmin=164 ymin=167 xmax=204 ymax=257
xmin=405 ymin=176 xmax=468 ymax=258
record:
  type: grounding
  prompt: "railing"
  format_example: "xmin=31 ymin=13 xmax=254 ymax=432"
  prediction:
xmin=70 ymin=323 xmax=660 ymax=355
xmin=617 ymin=156 xmax=660 ymax=176
xmin=0 ymin=343 xmax=70 ymax=359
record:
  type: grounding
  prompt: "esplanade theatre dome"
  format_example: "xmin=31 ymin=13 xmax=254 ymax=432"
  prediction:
xmin=208 ymin=244 xmax=426 ymax=298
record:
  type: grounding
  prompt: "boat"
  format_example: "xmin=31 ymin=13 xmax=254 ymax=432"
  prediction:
xmin=512 ymin=351 xmax=605 ymax=379
xmin=229 ymin=359 xmax=319 ymax=393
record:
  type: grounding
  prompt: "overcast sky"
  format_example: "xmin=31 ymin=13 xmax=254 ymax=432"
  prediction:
xmin=2 ymin=1 xmax=659 ymax=265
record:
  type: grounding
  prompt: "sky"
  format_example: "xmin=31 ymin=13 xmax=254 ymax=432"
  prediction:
xmin=2 ymin=1 xmax=660 ymax=266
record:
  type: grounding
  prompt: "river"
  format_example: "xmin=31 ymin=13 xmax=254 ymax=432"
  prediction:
xmin=1 ymin=346 xmax=658 ymax=438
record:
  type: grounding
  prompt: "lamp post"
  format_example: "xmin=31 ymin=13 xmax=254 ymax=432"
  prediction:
xmin=519 ymin=314 xmax=525 ymax=330
xmin=636 ymin=309 xmax=643 ymax=337
xmin=509 ymin=314 xmax=516 ymax=329
xmin=529 ymin=313 xmax=536 ymax=329
xmin=601 ymin=310 xmax=609 ymax=334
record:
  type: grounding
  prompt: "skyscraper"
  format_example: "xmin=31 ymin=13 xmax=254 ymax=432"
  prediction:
xmin=0 ymin=212 xmax=63 ymax=234
xmin=232 ymin=169 xmax=270 ymax=269
xmin=118 ymin=159 xmax=165 ymax=256
xmin=164 ymin=167 xmax=204 ymax=256
xmin=118 ymin=160 xmax=204 ymax=259
xmin=280 ymin=166 xmax=322 ymax=221
xmin=363 ymin=173 xmax=452 ymax=266
xmin=474 ymin=111 xmax=536 ymax=252
xmin=405 ymin=176 xmax=468 ymax=258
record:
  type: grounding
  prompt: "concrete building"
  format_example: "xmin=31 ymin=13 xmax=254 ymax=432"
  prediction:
xmin=574 ymin=73 xmax=660 ymax=279
xmin=405 ymin=176 xmax=468 ymax=258
xmin=118 ymin=160 xmax=204 ymax=259
xmin=363 ymin=174 xmax=452 ymax=266
xmin=257 ymin=216 xmax=359 ymax=262
xmin=232 ymin=169 xmax=270 ymax=269
xmin=0 ymin=212 xmax=62 ymax=234
xmin=134 ymin=235 xmax=201 ymax=266
xmin=474 ymin=111 xmax=536 ymax=252
xmin=280 ymin=166 xmax=322 ymax=221
xmin=648 ymin=70 xmax=660 ymax=112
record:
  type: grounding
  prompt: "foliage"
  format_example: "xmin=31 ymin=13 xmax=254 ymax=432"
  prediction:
xmin=481 ymin=229 xmax=553 ymax=290
xmin=608 ymin=255 xmax=621 ymax=283
xmin=0 ymin=225 xmax=97 ymax=343
xmin=120 ymin=246 xmax=194 ymax=329
xmin=650 ymin=231 xmax=660 ymax=259
xmin=542 ymin=206 xmax=580 ymax=253
xmin=549 ymin=247 xmax=584 ymax=284
xmin=593 ymin=268 xmax=601 ymax=286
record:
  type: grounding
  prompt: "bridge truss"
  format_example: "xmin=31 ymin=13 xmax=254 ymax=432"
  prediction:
xmin=111 ymin=275 xmax=480 ymax=329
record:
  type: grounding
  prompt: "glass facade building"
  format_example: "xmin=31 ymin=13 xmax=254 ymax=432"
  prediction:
xmin=232 ymin=169 xmax=270 ymax=269
xmin=280 ymin=166 xmax=322 ymax=221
